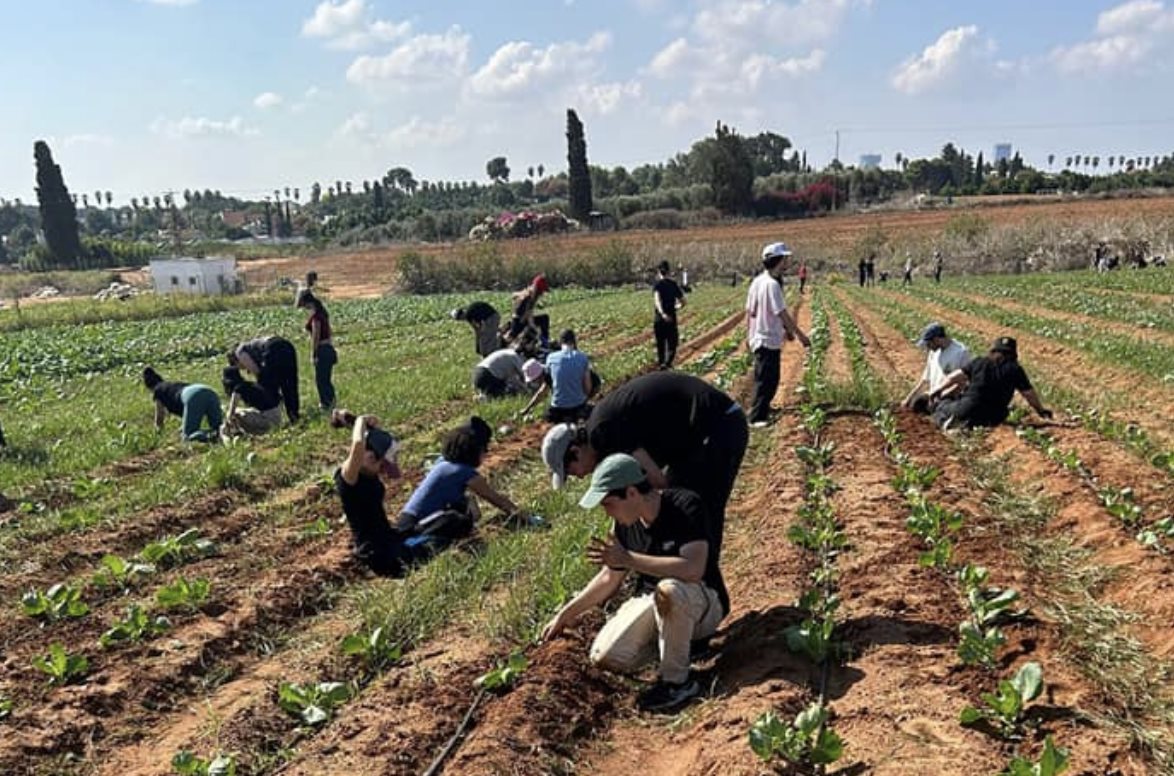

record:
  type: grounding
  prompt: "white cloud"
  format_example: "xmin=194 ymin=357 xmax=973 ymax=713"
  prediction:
xmin=346 ymin=27 xmax=471 ymax=88
xmin=891 ymin=25 xmax=981 ymax=94
xmin=693 ymin=0 xmax=860 ymax=49
xmin=149 ymin=116 xmax=259 ymax=139
xmin=301 ymin=0 xmax=411 ymax=50
xmin=575 ymin=80 xmax=643 ymax=115
xmin=383 ymin=117 xmax=466 ymax=149
xmin=648 ymin=38 xmax=692 ymax=78
xmin=1051 ymin=0 xmax=1174 ymax=74
xmin=335 ymin=112 xmax=371 ymax=139
xmin=741 ymin=49 xmax=826 ymax=88
xmin=253 ymin=91 xmax=283 ymax=110
xmin=467 ymin=32 xmax=612 ymax=100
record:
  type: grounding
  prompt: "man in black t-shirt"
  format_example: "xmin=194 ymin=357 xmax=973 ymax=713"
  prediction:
xmin=541 ymin=371 xmax=748 ymax=561
xmin=452 ymin=302 xmax=502 ymax=357
xmin=542 ymin=454 xmax=727 ymax=712
xmin=929 ymin=336 xmax=1053 ymax=430
xmin=652 ymin=261 xmax=686 ymax=369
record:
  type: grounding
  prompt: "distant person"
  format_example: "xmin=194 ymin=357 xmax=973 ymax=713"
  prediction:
xmin=933 ymin=250 xmax=944 ymax=284
xmin=865 ymin=254 xmax=877 ymax=287
xmin=929 ymin=337 xmax=1053 ymax=430
xmin=879 ymin=270 xmax=889 ymax=284
xmin=472 ymin=347 xmax=536 ymax=399
xmin=903 ymin=254 xmax=914 ymax=286
xmin=334 ymin=413 xmax=409 ymax=576
xmin=220 ymin=366 xmax=282 ymax=436
xmin=519 ymin=329 xmax=596 ymax=423
xmin=900 ymin=323 xmax=971 ymax=414
xmin=505 ymin=274 xmax=550 ymax=349
xmin=858 ymin=258 xmax=867 ymax=288
xmin=745 ymin=242 xmax=811 ymax=427
xmin=679 ymin=265 xmax=692 ymax=293
xmin=797 ymin=262 xmax=809 ymax=295
xmin=296 ymin=288 xmax=337 ymax=410
xmin=228 ymin=336 xmax=300 ymax=423
xmin=142 ymin=367 xmax=222 ymax=443
xmin=451 ymin=301 xmax=502 ymax=357
xmin=541 ymin=454 xmax=727 ymax=713
xmin=652 ymin=260 xmax=686 ymax=369
xmin=0 ymin=419 xmax=6 ymax=448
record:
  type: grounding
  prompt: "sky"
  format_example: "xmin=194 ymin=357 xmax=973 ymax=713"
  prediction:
xmin=2 ymin=0 xmax=1173 ymax=204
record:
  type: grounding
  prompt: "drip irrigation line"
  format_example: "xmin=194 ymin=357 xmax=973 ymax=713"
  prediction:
xmin=422 ymin=687 xmax=488 ymax=776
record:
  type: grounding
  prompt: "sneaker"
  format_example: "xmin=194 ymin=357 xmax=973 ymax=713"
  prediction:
xmin=750 ymin=420 xmax=770 ymax=429
xmin=637 ymin=678 xmax=700 ymax=712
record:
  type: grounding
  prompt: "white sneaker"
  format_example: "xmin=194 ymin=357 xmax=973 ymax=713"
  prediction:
xmin=750 ymin=420 xmax=770 ymax=429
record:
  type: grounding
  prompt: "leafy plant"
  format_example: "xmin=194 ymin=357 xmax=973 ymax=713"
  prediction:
xmin=893 ymin=463 xmax=940 ymax=494
xmin=958 ymin=622 xmax=1007 ymax=669
xmin=93 ymin=553 xmax=156 ymax=591
xmin=748 ymin=703 xmax=844 ymax=768
xmin=341 ymin=626 xmax=402 ymax=671
xmin=1137 ymin=516 xmax=1174 ymax=550
xmin=171 ymin=750 xmax=238 ymax=776
xmin=277 ymin=681 xmax=353 ymax=726
xmin=0 ymin=695 xmax=12 ymax=720
xmin=155 ymin=577 xmax=211 ymax=612
xmin=31 ymin=642 xmax=89 ymax=686
xmin=21 ymin=583 xmax=89 ymax=622
xmin=785 ymin=617 xmax=836 ymax=664
xmin=138 ymin=528 xmax=216 ymax=568
xmin=475 ymin=652 xmax=528 ymax=692
xmin=961 ymin=662 xmax=1043 ymax=737
xmin=1001 ymin=736 xmax=1070 ymax=776
xmin=299 ymin=516 xmax=334 ymax=539
xmin=1097 ymin=486 xmax=1144 ymax=526
xmin=99 ymin=605 xmax=171 ymax=648
xmin=905 ymin=500 xmax=964 ymax=540
xmin=796 ymin=441 xmax=836 ymax=469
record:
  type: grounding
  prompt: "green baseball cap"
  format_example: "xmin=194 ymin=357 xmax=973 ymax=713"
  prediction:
xmin=579 ymin=453 xmax=647 ymax=509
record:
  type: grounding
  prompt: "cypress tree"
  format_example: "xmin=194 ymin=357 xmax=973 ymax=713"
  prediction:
xmin=33 ymin=140 xmax=82 ymax=267
xmin=974 ymin=151 xmax=985 ymax=186
xmin=566 ymin=109 xmax=593 ymax=221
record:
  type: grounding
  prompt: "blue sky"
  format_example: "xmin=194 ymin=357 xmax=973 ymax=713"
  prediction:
xmin=2 ymin=0 xmax=1172 ymax=203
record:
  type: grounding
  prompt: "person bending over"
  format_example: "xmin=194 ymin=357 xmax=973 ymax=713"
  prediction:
xmin=900 ymin=322 xmax=971 ymax=414
xmin=929 ymin=337 xmax=1053 ymax=430
xmin=142 ymin=367 xmax=222 ymax=443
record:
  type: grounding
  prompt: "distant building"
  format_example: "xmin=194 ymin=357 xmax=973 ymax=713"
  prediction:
xmin=858 ymin=154 xmax=882 ymax=169
xmin=994 ymin=143 xmax=1013 ymax=163
xmin=149 ymin=256 xmax=239 ymax=295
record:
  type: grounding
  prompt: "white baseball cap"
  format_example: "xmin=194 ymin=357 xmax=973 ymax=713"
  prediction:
xmin=762 ymin=242 xmax=793 ymax=261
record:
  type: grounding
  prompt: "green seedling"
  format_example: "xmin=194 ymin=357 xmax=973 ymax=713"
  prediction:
xmin=475 ymin=652 xmax=528 ymax=692
xmin=805 ymin=472 xmax=841 ymax=498
xmin=918 ymin=538 xmax=955 ymax=570
xmin=798 ymin=589 xmax=840 ymax=620
xmin=341 ymin=626 xmax=402 ymax=671
xmin=1136 ymin=516 xmax=1174 ymax=550
xmin=138 ymin=528 xmax=216 ymax=569
xmin=958 ymin=621 xmax=1007 ymax=669
xmin=748 ymin=703 xmax=844 ymax=768
xmin=0 ymin=695 xmax=12 ymax=720
xmin=957 ymin=563 xmax=990 ymax=591
xmin=277 ymin=681 xmax=353 ymax=726
xmin=1097 ymin=486 xmax=1144 ymax=526
xmin=1001 ymin=736 xmax=1070 ymax=776
xmin=93 ymin=553 xmax=156 ymax=591
xmin=171 ymin=750 xmax=238 ymax=776
xmin=893 ymin=463 xmax=941 ymax=494
xmin=155 ymin=577 xmax=211 ymax=612
xmin=961 ymin=662 xmax=1043 ymax=737
xmin=785 ymin=617 xmax=836 ymax=664
xmin=299 ymin=516 xmax=334 ymax=539
xmin=967 ymin=587 xmax=1022 ymax=626
xmin=796 ymin=441 xmax=836 ymax=469
xmin=99 ymin=605 xmax=171 ymax=648
xmin=801 ymin=405 xmax=828 ymax=435
xmin=31 ymin=642 xmax=89 ymax=686
xmin=787 ymin=520 xmax=846 ymax=553
xmin=905 ymin=500 xmax=964 ymax=538
xmin=21 ymin=583 xmax=89 ymax=622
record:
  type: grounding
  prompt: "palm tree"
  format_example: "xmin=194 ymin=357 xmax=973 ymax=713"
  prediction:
xmin=1092 ymin=156 xmax=1099 ymax=173
xmin=345 ymin=181 xmax=352 ymax=195
xmin=294 ymin=188 xmax=300 ymax=202
xmin=1108 ymin=157 xmax=1115 ymax=171
xmin=131 ymin=198 xmax=138 ymax=210
xmin=1047 ymin=153 xmax=1054 ymax=169
xmin=1064 ymin=156 xmax=1072 ymax=169
xmin=81 ymin=193 xmax=89 ymax=208
xmin=537 ymin=164 xmax=545 ymax=178
xmin=284 ymin=187 xmax=291 ymax=200
xmin=105 ymin=191 xmax=112 ymax=206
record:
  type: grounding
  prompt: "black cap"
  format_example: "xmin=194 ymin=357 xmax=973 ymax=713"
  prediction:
xmin=991 ymin=336 xmax=1018 ymax=358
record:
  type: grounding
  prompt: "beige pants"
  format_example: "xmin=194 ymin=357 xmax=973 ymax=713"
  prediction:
xmin=589 ymin=579 xmax=724 ymax=684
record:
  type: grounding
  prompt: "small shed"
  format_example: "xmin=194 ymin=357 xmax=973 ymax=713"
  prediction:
xmin=149 ymin=257 xmax=239 ymax=295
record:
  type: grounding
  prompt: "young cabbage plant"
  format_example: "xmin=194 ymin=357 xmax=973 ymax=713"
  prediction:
xmin=958 ymin=621 xmax=1007 ymax=669
xmin=171 ymin=749 xmax=238 ymax=776
xmin=967 ymin=587 xmax=1023 ymax=627
xmin=21 ymin=583 xmax=89 ymax=622
xmin=155 ymin=577 xmax=211 ymax=612
xmin=1097 ymin=486 xmax=1144 ymax=526
xmin=0 ymin=695 xmax=13 ymax=720
xmin=99 ymin=605 xmax=171 ymax=648
xmin=138 ymin=528 xmax=216 ymax=569
xmin=796 ymin=441 xmax=836 ymax=469
xmin=785 ymin=617 xmax=837 ymax=664
xmin=340 ymin=626 xmax=402 ymax=671
xmin=475 ymin=652 xmax=528 ymax=692
xmin=748 ymin=703 xmax=844 ymax=768
xmin=892 ymin=463 xmax=941 ymax=495
xmin=93 ymin=553 xmax=156 ymax=591
xmin=31 ymin=642 xmax=89 ymax=686
xmin=960 ymin=662 xmax=1043 ymax=738
xmin=1000 ymin=735 xmax=1070 ymax=776
xmin=277 ymin=681 xmax=353 ymax=727
xmin=1136 ymin=516 xmax=1174 ymax=551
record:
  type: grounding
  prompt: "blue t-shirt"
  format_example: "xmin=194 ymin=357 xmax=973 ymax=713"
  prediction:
xmin=546 ymin=348 xmax=590 ymax=409
xmin=402 ymin=459 xmax=478 ymax=518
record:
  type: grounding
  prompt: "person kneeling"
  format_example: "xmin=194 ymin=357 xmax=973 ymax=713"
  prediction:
xmin=541 ymin=454 xmax=729 ymax=713
xmin=335 ymin=414 xmax=410 ymax=576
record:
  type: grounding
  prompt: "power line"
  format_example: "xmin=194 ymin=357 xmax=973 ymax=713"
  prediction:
xmin=835 ymin=117 xmax=1174 ymax=135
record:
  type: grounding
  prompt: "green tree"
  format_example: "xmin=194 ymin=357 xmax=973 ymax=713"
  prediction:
xmin=691 ymin=121 xmax=754 ymax=214
xmin=743 ymin=131 xmax=793 ymax=177
xmin=974 ymin=151 xmax=985 ymax=186
xmin=486 ymin=156 xmax=510 ymax=183
xmin=566 ymin=108 xmax=593 ymax=220
xmin=33 ymin=140 xmax=82 ymax=267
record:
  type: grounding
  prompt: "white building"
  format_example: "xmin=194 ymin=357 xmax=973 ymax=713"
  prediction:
xmin=149 ymin=257 xmax=239 ymax=295
xmin=994 ymin=143 xmax=1013 ymax=163
xmin=858 ymin=154 xmax=882 ymax=169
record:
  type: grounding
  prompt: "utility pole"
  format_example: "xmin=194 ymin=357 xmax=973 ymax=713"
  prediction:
xmin=834 ymin=129 xmax=840 ymax=165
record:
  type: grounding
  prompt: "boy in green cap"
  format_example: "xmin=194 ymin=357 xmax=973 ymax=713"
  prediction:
xmin=541 ymin=453 xmax=727 ymax=713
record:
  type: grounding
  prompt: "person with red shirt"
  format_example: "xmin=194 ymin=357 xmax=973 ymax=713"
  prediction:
xmin=296 ymin=288 xmax=337 ymax=409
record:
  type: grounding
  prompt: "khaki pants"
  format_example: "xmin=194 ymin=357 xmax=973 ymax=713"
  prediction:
xmin=589 ymin=579 xmax=724 ymax=684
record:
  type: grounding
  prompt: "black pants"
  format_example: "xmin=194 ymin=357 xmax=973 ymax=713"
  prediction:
xmin=903 ymin=270 xmax=913 ymax=285
xmin=260 ymin=339 xmax=300 ymax=423
xmin=654 ymin=317 xmax=680 ymax=367
xmin=314 ymin=343 xmax=337 ymax=409
xmin=508 ymin=313 xmax=550 ymax=343
xmin=749 ymin=347 xmax=781 ymax=422
xmin=545 ymin=404 xmax=590 ymax=424
xmin=932 ymin=398 xmax=1005 ymax=430
xmin=472 ymin=366 xmax=510 ymax=398
xmin=668 ymin=406 xmax=749 ymax=562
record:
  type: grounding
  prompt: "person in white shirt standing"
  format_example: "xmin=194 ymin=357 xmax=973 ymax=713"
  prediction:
xmin=746 ymin=242 xmax=811 ymax=427
xmin=901 ymin=322 xmax=971 ymax=414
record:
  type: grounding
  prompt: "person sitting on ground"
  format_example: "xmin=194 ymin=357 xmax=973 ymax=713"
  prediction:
xmin=228 ymin=336 xmax=300 ymax=423
xmin=472 ymin=346 xmax=535 ymax=399
xmin=504 ymin=274 xmax=551 ymax=348
xmin=929 ymin=336 xmax=1053 ymax=430
xmin=398 ymin=418 xmax=538 ymax=545
xmin=518 ymin=329 xmax=596 ymax=423
xmin=335 ymin=414 xmax=410 ymax=576
xmin=900 ymin=323 xmax=971 ymax=414
xmin=142 ymin=367 xmax=222 ymax=443
xmin=541 ymin=454 xmax=728 ymax=713
xmin=452 ymin=301 xmax=502 ymax=357
xmin=220 ymin=366 xmax=283 ymax=437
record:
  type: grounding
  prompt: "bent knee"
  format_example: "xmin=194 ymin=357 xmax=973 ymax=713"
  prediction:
xmin=654 ymin=578 xmax=689 ymax=617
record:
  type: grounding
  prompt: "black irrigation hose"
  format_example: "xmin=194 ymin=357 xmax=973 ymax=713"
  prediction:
xmin=422 ymin=687 xmax=488 ymax=776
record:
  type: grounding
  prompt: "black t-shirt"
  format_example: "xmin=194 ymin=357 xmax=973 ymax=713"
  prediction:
xmin=465 ymin=301 xmax=497 ymax=323
xmin=334 ymin=468 xmax=399 ymax=561
xmin=152 ymin=381 xmax=188 ymax=417
xmin=653 ymin=278 xmax=684 ymax=323
xmin=615 ymin=488 xmax=729 ymax=615
xmin=956 ymin=356 xmax=1032 ymax=425
xmin=587 ymin=372 xmax=735 ymax=472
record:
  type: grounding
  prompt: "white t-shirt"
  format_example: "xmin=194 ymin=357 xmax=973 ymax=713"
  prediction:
xmin=746 ymin=271 xmax=786 ymax=351
xmin=922 ymin=339 xmax=971 ymax=392
xmin=478 ymin=349 xmax=524 ymax=388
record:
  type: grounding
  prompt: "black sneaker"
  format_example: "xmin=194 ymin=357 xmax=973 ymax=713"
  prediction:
xmin=636 ymin=678 xmax=700 ymax=712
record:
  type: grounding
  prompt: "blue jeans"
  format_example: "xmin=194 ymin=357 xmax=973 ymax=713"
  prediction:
xmin=180 ymin=384 xmax=223 ymax=442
